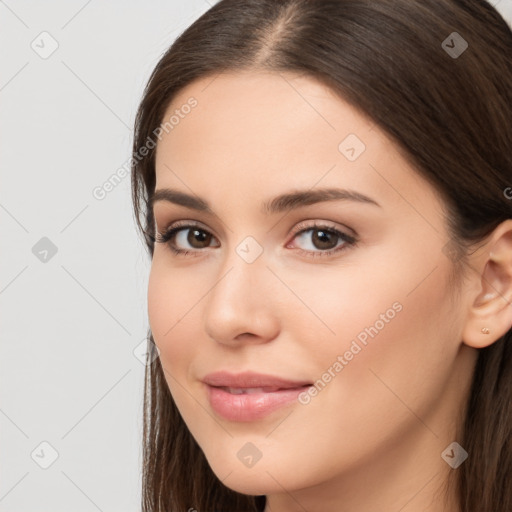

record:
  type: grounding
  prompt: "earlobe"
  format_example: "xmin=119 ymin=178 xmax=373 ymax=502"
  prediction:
xmin=461 ymin=220 xmax=512 ymax=349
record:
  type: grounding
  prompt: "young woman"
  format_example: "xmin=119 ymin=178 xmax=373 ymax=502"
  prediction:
xmin=130 ymin=1 xmax=512 ymax=510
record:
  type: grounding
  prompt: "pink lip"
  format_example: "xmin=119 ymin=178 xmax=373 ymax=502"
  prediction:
xmin=202 ymin=371 xmax=312 ymax=422
xmin=202 ymin=370 xmax=312 ymax=389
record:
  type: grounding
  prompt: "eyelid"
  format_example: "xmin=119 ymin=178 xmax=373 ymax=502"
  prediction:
xmin=289 ymin=219 xmax=356 ymax=239
xmin=158 ymin=218 xmax=218 ymax=239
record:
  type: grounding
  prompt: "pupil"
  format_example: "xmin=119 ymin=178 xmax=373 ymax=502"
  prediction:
xmin=188 ymin=229 xmax=210 ymax=248
xmin=313 ymin=229 xmax=336 ymax=249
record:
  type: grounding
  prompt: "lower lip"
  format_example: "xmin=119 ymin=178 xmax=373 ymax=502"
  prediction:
xmin=205 ymin=384 xmax=311 ymax=422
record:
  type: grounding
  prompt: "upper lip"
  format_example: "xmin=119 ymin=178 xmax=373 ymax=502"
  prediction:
xmin=202 ymin=371 xmax=312 ymax=389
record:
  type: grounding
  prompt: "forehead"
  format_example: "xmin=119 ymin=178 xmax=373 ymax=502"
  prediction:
xmin=157 ymin=70 xmax=372 ymax=159
xmin=153 ymin=70 xmax=441 ymax=222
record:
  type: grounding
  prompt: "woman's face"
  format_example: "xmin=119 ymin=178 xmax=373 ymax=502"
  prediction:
xmin=148 ymin=71 xmax=477 ymax=505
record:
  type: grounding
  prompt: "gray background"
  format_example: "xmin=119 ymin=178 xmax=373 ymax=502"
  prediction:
xmin=1 ymin=1 xmax=511 ymax=510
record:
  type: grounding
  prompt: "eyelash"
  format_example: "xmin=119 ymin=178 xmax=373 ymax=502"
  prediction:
xmin=153 ymin=220 xmax=358 ymax=259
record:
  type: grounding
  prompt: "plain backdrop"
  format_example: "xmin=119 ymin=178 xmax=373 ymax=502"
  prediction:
xmin=1 ymin=1 xmax=511 ymax=510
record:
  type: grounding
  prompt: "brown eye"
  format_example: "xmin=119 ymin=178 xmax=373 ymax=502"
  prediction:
xmin=154 ymin=224 xmax=220 ymax=254
xmin=294 ymin=227 xmax=345 ymax=251
xmin=186 ymin=228 xmax=213 ymax=248
xmin=290 ymin=223 xmax=357 ymax=258
xmin=310 ymin=229 xmax=339 ymax=250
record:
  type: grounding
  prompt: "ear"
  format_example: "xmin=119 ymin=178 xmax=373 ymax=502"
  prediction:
xmin=462 ymin=219 xmax=512 ymax=349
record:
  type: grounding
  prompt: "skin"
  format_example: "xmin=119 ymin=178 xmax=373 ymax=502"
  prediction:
xmin=147 ymin=70 xmax=512 ymax=512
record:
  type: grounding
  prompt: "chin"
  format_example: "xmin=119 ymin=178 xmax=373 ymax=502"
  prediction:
xmin=218 ymin=474 xmax=276 ymax=497
xmin=205 ymin=457 xmax=282 ymax=496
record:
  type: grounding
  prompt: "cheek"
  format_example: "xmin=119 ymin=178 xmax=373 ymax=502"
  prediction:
xmin=310 ymin=260 xmax=459 ymax=429
xmin=272 ymin=262 xmax=459 ymax=478
xmin=147 ymin=261 xmax=193 ymax=365
xmin=147 ymin=256 xmax=197 ymax=338
xmin=279 ymin=263 xmax=407 ymax=371
xmin=291 ymin=249 xmax=459 ymax=409
xmin=147 ymin=262 xmax=196 ymax=418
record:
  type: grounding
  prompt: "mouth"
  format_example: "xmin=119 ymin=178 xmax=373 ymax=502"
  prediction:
xmin=201 ymin=371 xmax=313 ymax=421
xmin=204 ymin=379 xmax=313 ymax=422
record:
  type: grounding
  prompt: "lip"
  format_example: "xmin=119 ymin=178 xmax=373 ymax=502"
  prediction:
xmin=202 ymin=371 xmax=312 ymax=389
xmin=202 ymin=371 xmax=312 ymax=422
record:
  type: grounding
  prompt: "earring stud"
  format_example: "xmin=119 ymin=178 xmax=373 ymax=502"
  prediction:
xmin=481 ymin=327 xmax=490 ymax=334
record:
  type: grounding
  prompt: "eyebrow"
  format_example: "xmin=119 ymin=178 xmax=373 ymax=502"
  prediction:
xmin=149 ymin=187 xmax=381 ymax=215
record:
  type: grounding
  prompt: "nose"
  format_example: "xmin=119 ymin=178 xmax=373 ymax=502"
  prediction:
xmin=202 ymin=245 xmax=280 ymax=347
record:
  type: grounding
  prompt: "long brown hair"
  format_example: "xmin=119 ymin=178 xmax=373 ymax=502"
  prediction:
xmin=131 ymin=1 xmax=512 ymax=510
